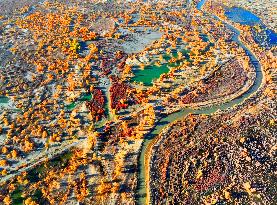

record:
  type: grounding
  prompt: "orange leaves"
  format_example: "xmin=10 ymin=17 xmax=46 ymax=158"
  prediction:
xmin=83 ymin=43 xmax=99 ymax=62
xmin=109 ymin=182 xmax=119 ymax=194
xmin=114 ymin=33 xmax=121 ymax=39
xmin=77 ymin=27 xmax=98 ymax=41
xmin=243 ymin=182 xmax=256 ymax=195
xmin=7 ymin=183 xmax=16 ymax=193
xmin=88 ymin=43 xmax=98 ymax=54
xmin=3 ymin=117 xmax=9 ymax=126
xmin=1 ymin=169 xmax=7 ymax=176
xmin=11 ymin=149 xmax=18 ymax=159
xmin=35 ymin=63 xmax=44 ymax=73
xmin=49 ymin=180 xmax=61 ymax=190
xmin=24 ymin=197 xmax=39 ymax=205
xmin=123 ymin=64 xmax=132 ymax=75
xmin=97 ymin=180 xmax=112 ymax=195
xmin=46 ymin=73 xmax=54 ymax=82
xmin=1 ymin=146 xmax=8 ymax=154
xmin=3 ymin=196 xmax=12 ymax=205
xmin=79 ymin=27 xmax=88 ymax=35
xmin=123 ymin=14 xmax=132 ymax=24
xmin=42 ymin=130 xmax=48 ymax=138
xmin=61 ymin=61 xmax=70 ymax=73
xmin=67 ymin=73 xmax=76 ymax=92
xmin=49 ymin=133 xmax=61 ymax=143
xmin=0 ymin=159 xmax=8 ymax=166
xmin=10 ymin=47 xmax=18 ymax=54
xmin=73 ymin=172 xmax=89 ymax=202
xmin=85 ymin=133 xmax=98 ymax=151
xmin=23 ymin=139 xmax=34 ymax=153
xmin=57 ymin=117 xmax=67 ymax=129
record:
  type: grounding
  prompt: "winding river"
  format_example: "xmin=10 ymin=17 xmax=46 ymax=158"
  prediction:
xmin=136 ymin=1 xmax=263 ymax=204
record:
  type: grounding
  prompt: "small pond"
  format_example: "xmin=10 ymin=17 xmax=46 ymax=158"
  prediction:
xmin=0 ymin=96 xmax=9 ymax=104
xmin=131 ymin=64 xmax=170 ymax=86
xmin=65 ymin=93 xmax=92 ymax=110
xmin=131 ymin=49 xmax=190 ymax=86
xmin=196 ymin=0 xmax=207 ymax=10
xmin=225 ymin=7 xmax=261 ymax=26
xmin=225 ymin=7 xmax=277 ymax=47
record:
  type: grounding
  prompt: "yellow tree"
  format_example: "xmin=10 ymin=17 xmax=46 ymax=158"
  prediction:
xmin=1 ymin=146 xmax=8 ymax=154
xmin=0 ymin=159 xmax=7 ymax=166
xmin=24 ymin=197 xmax=38 ymax=205
xmin=11 ymin=150 xmax=18 ymax=158
xmin=3 ymin=196 xmax=12 ymax=205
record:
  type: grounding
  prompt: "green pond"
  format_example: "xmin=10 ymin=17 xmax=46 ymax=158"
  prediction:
xmin=132 ymin=49 xmax=190 ymax=86
xmin=0 ymin=96 xmax=9 ymax=104
xmin=79 ymin=93 xmax=92 ymax=102
xmin=65 ymin=93 xmax=92 ymax=110
xmin=66 ymin=102 xmax=77 ymax=110
xmin=131 ymin=64 xmax=170 ymax=86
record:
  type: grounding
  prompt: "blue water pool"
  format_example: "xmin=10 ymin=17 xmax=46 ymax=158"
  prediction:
xmin=225 ymin=7 xmax=277 ymax=47
xmin=225 ymin=7 xmax=261 ymax=25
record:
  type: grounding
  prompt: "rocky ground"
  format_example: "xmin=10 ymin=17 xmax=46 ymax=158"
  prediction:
xmin=150 ymin=96 xmax=277 ymax=204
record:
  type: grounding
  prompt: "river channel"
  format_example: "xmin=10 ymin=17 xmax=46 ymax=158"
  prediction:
xmin=136 ymin=0 xmax=264 ymax=204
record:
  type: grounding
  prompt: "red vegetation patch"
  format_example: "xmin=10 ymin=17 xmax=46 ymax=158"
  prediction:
xmin=110 ymin=78 xmax=130 ymax=111
xmin=182 ymin=59 xmax=248 ymax=104
xmin=195 ymin=166 xmax=227 ymax=192
xmin=86 ymin=89 xmax=105 ymax=121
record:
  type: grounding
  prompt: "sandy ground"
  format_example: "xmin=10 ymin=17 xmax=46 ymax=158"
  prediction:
xmin=0 ymin=0 xmax=42 ymax=16
xmin=121 ymin=28 xmax=163 ymax=54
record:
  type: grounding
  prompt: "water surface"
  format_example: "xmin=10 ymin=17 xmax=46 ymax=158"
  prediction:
xmin=131 ymin=64 xmax=170 ymax=86
xmin=225 ymin=7 xmax=277 ymax=47
xmin=225 ymin=7 xmax=261 ymax=25
xmin=0 ymin=96 xmax=9 ymax=104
